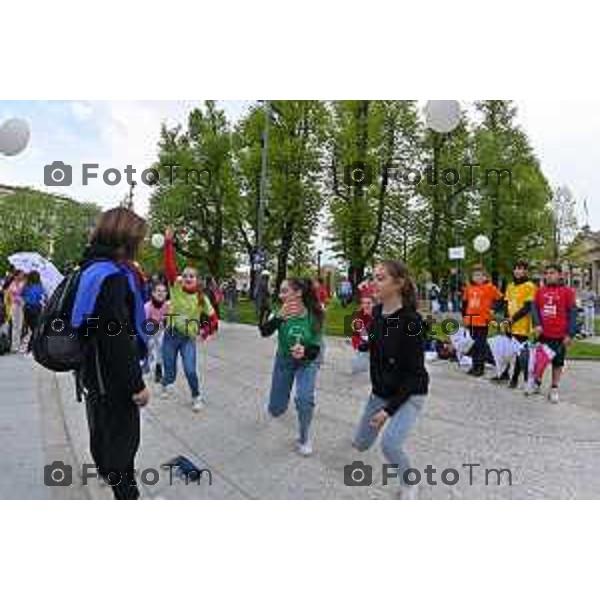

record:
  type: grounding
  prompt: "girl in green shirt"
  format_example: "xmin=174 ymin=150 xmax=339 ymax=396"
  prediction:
xmin=259 ymin=278 xmax=324 ymax=456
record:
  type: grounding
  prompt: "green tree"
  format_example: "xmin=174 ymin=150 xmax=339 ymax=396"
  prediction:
xmin=411 ymin=111 xmax=472 ymax=283
xmin=149 ymin=101 xmax=238 ymax=279
xmin=233 ymin=100 xmax=328 ymax=291
xmin=328 ymin=100 xmax=420 ymax=290
xmin=0 ymin=188 xmax=100 ymax=272
xmin=472 ymin=101 xmax=553 ymax=281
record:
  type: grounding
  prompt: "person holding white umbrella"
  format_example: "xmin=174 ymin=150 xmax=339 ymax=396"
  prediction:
xmin=8 ymin=251 xmax=64 ymax=298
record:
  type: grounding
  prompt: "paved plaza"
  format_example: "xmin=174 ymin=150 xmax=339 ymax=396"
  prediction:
xmin=2 ymin=322 xmax=600 ymax=499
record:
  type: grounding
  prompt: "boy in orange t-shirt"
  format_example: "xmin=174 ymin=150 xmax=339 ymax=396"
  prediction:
xmin=462 ymin=267 xmax=503 ymax=376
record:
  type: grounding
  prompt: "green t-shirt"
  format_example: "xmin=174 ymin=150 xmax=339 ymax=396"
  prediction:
xmin=276 ymin=311 xmax=322 ymax=358
xmin=168 ymin=285 xmax=214 ymax=338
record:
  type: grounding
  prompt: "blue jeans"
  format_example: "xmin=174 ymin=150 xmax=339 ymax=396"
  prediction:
xmin=353 ymin=393 xmax=425 ymax=485
xmin=351 ymin=351 xmax=369 ymax=374
xmin=268 ymin=354 xmax=319 ymax=444
xmin=162 ymin=329 xmax=200 ymax=398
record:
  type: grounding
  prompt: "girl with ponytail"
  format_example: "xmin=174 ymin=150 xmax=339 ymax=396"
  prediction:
xmin=259 ymin=277 xmax=324 ymax=456
xmin=351 ymin=260 xmax=429 ymax=499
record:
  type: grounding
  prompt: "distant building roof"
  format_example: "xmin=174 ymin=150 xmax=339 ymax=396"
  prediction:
xmin=0 ymin=184 xmax=19 ymax=197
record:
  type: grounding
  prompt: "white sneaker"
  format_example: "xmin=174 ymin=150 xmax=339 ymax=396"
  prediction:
xmin=296 ymin=440 xmax=313 ymax=457
xmin=161 ymin=385 xmax=174 ymax=399
xmin=548 ymin=388 xmax=560 ymax=404
xmin=525 ymin=381 xmax=541 ymax=396
xmin=191 ymin=396 xmax=206 ymax=412
xmin=397 ymin=485 xmax=419 ymax=500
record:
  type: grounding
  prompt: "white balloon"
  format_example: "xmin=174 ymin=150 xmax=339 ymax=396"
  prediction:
xmin=0 ymin=118 xmax=30 ymax=156
xmin=473 ymin=234 xmax=491 ymax=253
xmin=151 ymin=233 xmax=165 ymax=249
xmin=424 ymin=100 xmax=461 ymax=134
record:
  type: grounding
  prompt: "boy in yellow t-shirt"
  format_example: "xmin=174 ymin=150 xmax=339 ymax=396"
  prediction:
xmin=500 ymin=260 xmax=537 ymax=388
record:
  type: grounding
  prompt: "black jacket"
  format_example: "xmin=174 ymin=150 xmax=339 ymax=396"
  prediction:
xmin=369 ymin=305 xmax=429 ymax=416
xmin=81 ymin=272 xmax=146 ymax=400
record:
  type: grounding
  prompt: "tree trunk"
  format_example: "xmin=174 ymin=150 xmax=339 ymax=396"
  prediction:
xmin=348 ymin=263 xmax=365 ymax=300
xmin=490 ymin=188 xmax=500 ymax=284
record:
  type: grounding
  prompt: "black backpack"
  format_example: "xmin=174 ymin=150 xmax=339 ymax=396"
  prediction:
xmin=32 ymin=264 xmax=108 ymax=401
xmin=32 ymin=267 xmax=84 ymax=372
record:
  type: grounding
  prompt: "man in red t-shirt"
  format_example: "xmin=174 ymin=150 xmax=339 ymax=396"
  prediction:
xmin=531 ymin=264 xmax=577 ymax=404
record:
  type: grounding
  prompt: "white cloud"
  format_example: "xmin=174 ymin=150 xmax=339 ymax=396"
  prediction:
xmin=70 ymin=101 xmax=94 ymax=122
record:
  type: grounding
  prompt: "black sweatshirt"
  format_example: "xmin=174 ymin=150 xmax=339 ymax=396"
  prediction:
xmin=81 ymin=273 xmax=146 ymax=400
xmin=369 ymin=305 xmax=429 ymax=416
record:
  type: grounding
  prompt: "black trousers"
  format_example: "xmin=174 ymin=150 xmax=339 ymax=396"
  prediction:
xmin=85 ymin=389 xmax=141 ymax=500
xmin=23 ymin=305 xmax=41 ymax=353
xmin=502 ymin=334 xmax=529 ymax=382
xmin=469 ymin=326 xmax=489 ymax=372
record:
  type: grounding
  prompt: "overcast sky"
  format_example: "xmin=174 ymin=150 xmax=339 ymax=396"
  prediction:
xmin=0 ymin=100 xmax=598 ymax=242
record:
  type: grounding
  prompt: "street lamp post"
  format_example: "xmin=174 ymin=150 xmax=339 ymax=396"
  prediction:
xmin=424 ymin=100 xmax=462 ymax=299
xmin=122 ymin=181 xmax=136 ymax=211
xmin=257 ymin=100 xmax=269 ymax=253
xmin=253 ymin=101 xmax=270 ymax=309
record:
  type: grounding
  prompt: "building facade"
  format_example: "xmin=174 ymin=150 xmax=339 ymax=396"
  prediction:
xmin=566 ymin=226 xmax=600 ymax=294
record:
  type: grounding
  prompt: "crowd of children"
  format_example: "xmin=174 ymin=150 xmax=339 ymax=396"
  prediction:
xmin=436 ymin=260 xmax=580 ymax=404
xmin=4 ymin=204 xmax=595 ymax=500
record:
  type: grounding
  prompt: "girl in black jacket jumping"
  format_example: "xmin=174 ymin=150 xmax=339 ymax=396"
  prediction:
xmin=352 ymin=260 xmax=429 ymax=499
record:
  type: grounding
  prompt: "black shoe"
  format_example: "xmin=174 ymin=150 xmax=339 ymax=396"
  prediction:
xmin=154 ymin=364 xmax=162 ymax=384
xmin=467 ymin=367 xmax=484 ymax=377
xmin=490 ymin=373 xmax=510 ymax=384
xmin=508 ymin=379 xmax=518 ymax=389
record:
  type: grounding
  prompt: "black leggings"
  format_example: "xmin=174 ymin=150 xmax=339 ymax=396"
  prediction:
xmin=504 ymin=334 xmax=529 ymax=382
xmin=23 ymin=305 xmax=41 ymax=353
xmin=85 ymin=389 xmax=141 ymax=500
xmin=469 ymin=326 xmax=489 ymax=372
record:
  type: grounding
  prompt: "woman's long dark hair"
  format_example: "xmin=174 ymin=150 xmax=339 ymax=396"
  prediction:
xmin=26 ymin=270 xmax=41 ymax=286
xmin=380 ymin=260 xmax=417 ymax=312
xmin=287 ymin=278 xmax=324 ymax=334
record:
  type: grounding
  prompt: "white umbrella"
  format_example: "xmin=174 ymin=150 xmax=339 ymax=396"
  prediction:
xmin=8 ymin=251 xmax=63 ymax=296
xmin=449 ymin=327 xmax=475 ymax=360
xmin=488 ymin=335 xmax=523 ymax=378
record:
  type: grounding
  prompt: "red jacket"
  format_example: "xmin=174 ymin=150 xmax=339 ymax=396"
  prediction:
xmin=350 ymin=309 xmax=374 ymax=351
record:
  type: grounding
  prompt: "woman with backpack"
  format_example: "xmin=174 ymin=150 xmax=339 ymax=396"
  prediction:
xmin=71 ymin=207 xmax=150 ymax=500
xmin=259 ymin=278 xmax=324 ymax=456
xmin=22 ymin=270 xmax=45 ymax=354
xmin=351 ymin=260 xmax=429 ymax=499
